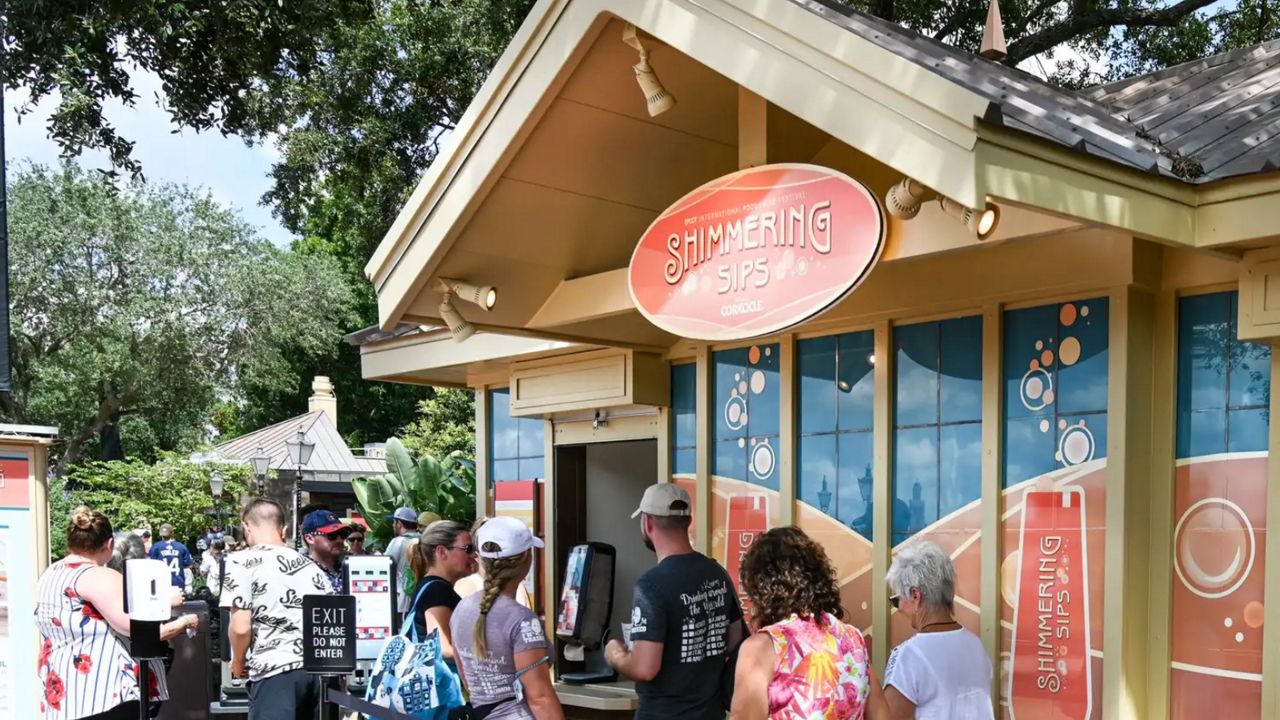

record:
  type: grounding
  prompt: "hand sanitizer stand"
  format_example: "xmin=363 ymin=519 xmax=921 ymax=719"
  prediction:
xmin=124 ymin=558 xmax=172 ymax=720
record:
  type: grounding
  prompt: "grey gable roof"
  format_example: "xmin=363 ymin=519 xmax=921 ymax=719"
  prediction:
xmin=788 ymin=0 xmax=1279 ymax=183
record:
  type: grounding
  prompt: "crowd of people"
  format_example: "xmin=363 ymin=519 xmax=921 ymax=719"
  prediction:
xmin=35 ymin=483 xmax=992 ymax=720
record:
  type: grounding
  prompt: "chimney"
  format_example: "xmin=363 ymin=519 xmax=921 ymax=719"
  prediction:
xmin=309 ymin=376 xmax=337 ymax=425
xmin=980 ymin=0 xmax=1008 ymax=61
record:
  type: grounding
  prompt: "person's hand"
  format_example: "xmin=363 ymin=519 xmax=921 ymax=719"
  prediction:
xmin=231 ymin=656 xmax=247 ymax=679
xmin=604 ymin=638 xmax=627 ymax=668
xmin=169 ymin=587 xmax=184 ymax=607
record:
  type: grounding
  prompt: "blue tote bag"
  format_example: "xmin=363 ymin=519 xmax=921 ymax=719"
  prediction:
xmin=366 ymin=579 xmax=465 ymax=720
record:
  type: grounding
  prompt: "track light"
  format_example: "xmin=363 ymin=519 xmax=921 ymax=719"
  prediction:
xmin=623 ymin=24 xmax=675 ymax=117
xmin=885 ymin=177 xmax=931 ymax=219
xmin=436 ymin=278 xmax=496 ymax=311
xmin=938 ymin=196 xmax=1001 ymax=240
xmin=438 ymin=293 xmax=476 ymax=343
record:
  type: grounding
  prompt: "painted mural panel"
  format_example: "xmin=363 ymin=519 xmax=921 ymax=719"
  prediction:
xmin=1000 ymin=298 xmax=1108 ymax=720
xmin=890 ymin=317 xmax=984 ymax=650
xmin=1169 ymin=292 xmax=1269 ymax=720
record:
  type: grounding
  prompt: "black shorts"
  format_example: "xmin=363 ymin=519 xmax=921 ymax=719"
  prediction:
xmin=247 ymin=669 xmax=320 ymax=720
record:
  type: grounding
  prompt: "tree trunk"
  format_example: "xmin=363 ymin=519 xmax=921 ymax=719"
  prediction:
xmin=55 ymin=397 xmax=122 ymax=476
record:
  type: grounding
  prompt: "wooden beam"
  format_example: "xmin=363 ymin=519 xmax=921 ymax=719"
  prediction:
xmin=695 ymin=344 xmax=713 ymax=554
xmin=1144 ymin=289 xmax=1177 ymax=720
xmin=1263 ymin=344 xmax=1280 ymax=718
xmin=778 ymin=333 xmax=796 ymax=526
xmin=872 ymin=320 xmax=893 ymax=675
xmin=980 ymin=303 xmax=1002 ymax=699
xmin=738 ymin=86 xmax=767 ymax=169
xmin=527 ymin=268 xmax=634 ymax=328
xmin=475 ymin=388 xmax=491 ymax=518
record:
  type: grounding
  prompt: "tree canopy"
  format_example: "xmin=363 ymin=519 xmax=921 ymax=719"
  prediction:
xmin=4 ymin=163 xmax=354 ymax=472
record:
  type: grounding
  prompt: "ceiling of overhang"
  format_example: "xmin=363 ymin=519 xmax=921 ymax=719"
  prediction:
xmin=404 ymin=17 xmax=831 ymax=344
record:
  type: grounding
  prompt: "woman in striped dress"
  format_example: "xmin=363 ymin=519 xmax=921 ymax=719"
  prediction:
xmin=35 ymin=507 xmax=200 ymax=720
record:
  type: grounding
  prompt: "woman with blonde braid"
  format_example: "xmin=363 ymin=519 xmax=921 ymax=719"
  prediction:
xmin=450 ymin=517 xmax=564 ymax=720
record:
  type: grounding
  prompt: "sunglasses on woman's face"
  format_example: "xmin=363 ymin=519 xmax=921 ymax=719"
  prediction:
xmin=448 ymin=544 xmax=478 ymax=555
xmin=349 ymin=536 xmax=364 ymax=543
xmin=889 ymin=594 xmax=901 ymax=610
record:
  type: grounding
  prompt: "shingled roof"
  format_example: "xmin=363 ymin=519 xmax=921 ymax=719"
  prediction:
xmin=792 ymin=0 xmax=1280 ymax=183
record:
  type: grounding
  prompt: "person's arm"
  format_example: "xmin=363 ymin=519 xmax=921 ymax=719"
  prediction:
xmin=514 ymin=648 xmax=564 ymax=720
xmin=884 ymin=686 xmax=916 ymax=720
xmin=75 ymin=567 xmax=197 ymax=639
xmin=605 ymin=580 xmax=664 ymax=681
xmin=727 ymin=633 xmax=773 ymax=720
xmin=863 ymin=669 xmax=892 ymax=720
xmin=424 ymin=606 xmax=457 ymax=660
xmin=228 ymin=608 xmax=252 ymax=679
xmin=882 ymin=646 xmax=919 ymax=720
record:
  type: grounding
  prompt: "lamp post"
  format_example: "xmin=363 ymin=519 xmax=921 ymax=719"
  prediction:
xmin=209 ymin=470 xmax=225 ymax=535
xmin=817 ymin=475 xmax=832 ymax=515
xmin=249 ymin=447 xmax=271 ymax=496
xmin=284 ymin=427 xmax=315 ymax=548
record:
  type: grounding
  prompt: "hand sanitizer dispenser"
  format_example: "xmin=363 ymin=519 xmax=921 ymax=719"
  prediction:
xmin=125 ymin=558 xmax=170 ymax=659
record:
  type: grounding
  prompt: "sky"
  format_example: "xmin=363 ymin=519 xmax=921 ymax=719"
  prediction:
xmin=4 ymin=67 xmax=294 ymax=247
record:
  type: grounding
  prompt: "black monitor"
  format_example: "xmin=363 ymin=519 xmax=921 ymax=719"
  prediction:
xmin=555 ymin=543 xmax=617 ymax=684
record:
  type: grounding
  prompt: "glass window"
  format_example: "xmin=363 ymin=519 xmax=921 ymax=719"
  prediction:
xmin=797 ymin=331 xmax=875 ymax=537
xmin=671 ymin=363 xmax=697 ymax=475
xmin=713 ymin=344 xmax=780 ymax=490
xmin=488 ymin=388 xmax=545 ymax=483
xmin=892 ymin=317 xmax=983 ymax=546
xmin=1002 ymin=298 xmax=1109 ymax=487
xmin=1177 ymin=292 xmax=1271 ymax=457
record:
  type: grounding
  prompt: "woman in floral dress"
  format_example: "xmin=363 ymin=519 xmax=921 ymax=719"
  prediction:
xmin=729 ymin=527 xmax=889 ymax=720
xmin=35 ymin=507 xmax=199 ymax=720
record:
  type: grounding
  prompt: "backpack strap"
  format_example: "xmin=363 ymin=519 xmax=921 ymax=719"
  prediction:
xmin=401 ymin=577 xmax=448 ymax=640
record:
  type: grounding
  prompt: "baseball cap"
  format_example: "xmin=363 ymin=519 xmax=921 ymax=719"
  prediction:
xmin=476 ymin=516 xmax=544 ymax=559
xmin=302 ymin=510 xmax=350 ymax=536
xmin=631 ymin=483 xmax=693 ymax=518
xmin=386 ymin=507 xmax=418 ymax=524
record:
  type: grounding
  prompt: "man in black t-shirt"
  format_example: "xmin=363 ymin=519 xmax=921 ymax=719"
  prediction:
xmin=605 ymin=483 xmax=745 ymax=720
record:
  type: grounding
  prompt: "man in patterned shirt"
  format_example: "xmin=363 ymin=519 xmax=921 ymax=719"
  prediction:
xmin=222 ymin=498 xmax=333 ymax=719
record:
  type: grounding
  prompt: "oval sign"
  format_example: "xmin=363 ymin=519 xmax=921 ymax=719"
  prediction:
xmin=628 ymin=163 xmax=884 ymax=341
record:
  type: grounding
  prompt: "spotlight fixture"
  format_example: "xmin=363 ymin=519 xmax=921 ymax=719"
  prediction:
xmin=436 ymin=277 xmax=496 ymax=311
xmin=938 ymin=196 xmax=1001 ymax=240
xmin=438 ymin=293 xmax=476 ymax=343
xmin=623 ymin=24 xmax=675 ymax=117
xmin=885 ymin=177 xmax=931 ymax=219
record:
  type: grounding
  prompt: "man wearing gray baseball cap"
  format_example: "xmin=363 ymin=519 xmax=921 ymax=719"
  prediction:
xmin=605 ymin=483 xmax=745 ymax=720
xmin=384 ymin=506 xmax=421 ymax=613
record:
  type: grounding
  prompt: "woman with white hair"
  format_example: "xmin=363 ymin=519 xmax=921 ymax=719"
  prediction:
xmin=883 ymin=541 xmax=992 ymax=720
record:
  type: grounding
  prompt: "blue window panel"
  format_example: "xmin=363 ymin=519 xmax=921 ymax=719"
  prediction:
xmin=492 ymin=459 xmax=520 ymax=482
xmin=674 ymin=448 xmax=695 ymax=475
xmin=1004 ymin=416 xmax=1057 ymax=487
xmin=1056 ymin=298 xmax=1109 ymax=416
xmin=672 ymin=363 xmax=697 ymax=447
xmin=490 ymin=389 xmax=519 ymax=459
xmin=838 ymin=331 xmax=876 ymax=431
xmin=895 ymin=322 xmax=939 ymax=427
xmin=518 ymin=457 xmax=544 ymax=481
xmin=1229 ymin=338 xmax=1271 ymax=409
xmin=939 ymin=424 xmax=982 ymax=517
xmin=518 ymin=418 xmax=544 ymax=460
xmin=1228 ymin=408 xmax=1269 ymax=453
xmin=1004 ymin=304 xmax=1057 ymax=420
xmin=1178 ymin=293 xmax=1231 ymax=414
xmin=798 ymin=433 xmax=838 ymax=518
xmin=798 ymin=336 xmax=838 ymax=435
xmin=1058 ymin=414 xmax=1107 ymax=465
xmin=837 ymin=432 xmax=874 ymax=533
xmin=1178 ymin=409 xmax=1227 ymax=458
xmin=749 ymin=347 xmax=781 ymax=440
xmin=714 ymin=348 xmax=748 ymax=440
xmin=714 ymin=439 xmax=747 ymax=483
xmin=940 ymin=316 xmax=983 ymax=423
xmin=893 ymin=427 xmax=937 ymax=546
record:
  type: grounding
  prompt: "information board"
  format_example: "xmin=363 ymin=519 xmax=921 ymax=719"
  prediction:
xmin=303 ymin=594 xmax=357 ymax=674
xmin=346 ymin=555 xmax=395 ymax=660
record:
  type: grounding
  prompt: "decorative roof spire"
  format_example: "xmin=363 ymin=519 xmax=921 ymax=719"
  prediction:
xmin=980 ymin=0 xmax=1008 ymax=61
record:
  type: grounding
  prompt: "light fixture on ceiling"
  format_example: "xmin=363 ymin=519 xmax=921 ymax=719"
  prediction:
xmin=938 ymin=196 xmax=1001 ymax=240
xmin=623 ymin=24 xmax=675 ymax=117
xmin=885 ymin=177 xmax=931 ymax=219
xmin=438 ymin=293 xmax=476 ymax=343
xmin=436 ymin=277 xmax=497 ymax=311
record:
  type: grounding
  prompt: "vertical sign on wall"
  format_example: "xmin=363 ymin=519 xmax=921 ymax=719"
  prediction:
xmin=725 ymin=495 xmax=769 ymax=607
xmin=0 ymin=450 xmax=31 ymax=720
xmin=1010 ymin=488 xmax=1092 ymax=720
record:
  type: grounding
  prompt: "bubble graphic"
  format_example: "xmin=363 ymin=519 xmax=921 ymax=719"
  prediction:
xmin=1020 ymin=367 xmax=1054 ymax=411
xmin=738 ymin=438 xmax=746 ymax=449
xmin=1058 ymin=424 xmax=1095 ymax=466
xmin=861 ymin=601 xmax=868 ymax=611
xmin=1225 ymin=617 xmax=1234 ymax=628
xmin=739 ymin=381 xmax=749 ymax=395
xmin=1060 ymin=336 xmax=1082 ymax=366
xmin=1245 ymin=601 xmax=1265 ymax=628
xmin=1039 ymin=419 xmax=1050 ymax=433
xmin=1059 ymin=419 xmax=1068 ymax=430
xmin=765 ymin=347 xmax=772 ymax=357
xmin=1174 ymin=497 xmax=1256 ymax=599
xmin=735 ymin=373 xmax=742 ymax=382
xmin=1081 ymin=306 xmax=1090 ymax=317
xmin=1041 ymin=350 xmax=1055 ymax=367
xmin=750 ymin=370 xmax=766 ymax=395
xmin=724 ymin=395 xmax=747 ymax=431
xmin=1000 ymin=552 xmax=1020 ymax=607
xmin=1043 ymin=389 xmax=1055 ymax=404
xmin=1236 ymin=632 xmax=1245 ymax=643
xmin=1030 ymin=359 xmax=1040 ymax=371
xmin=1060 ymin=303 xmax=1078 ymax=327
xmin=750 ymin=439 xmax=776 ymax=480
xmin=749 ymin=346 xmax=761 ymax=364
xmin=1036 ymin=340 xmax=1044 ymax=351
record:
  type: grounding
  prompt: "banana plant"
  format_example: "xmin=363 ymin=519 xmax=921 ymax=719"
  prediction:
xmin=352 ymin=438 xmax=476 ymax=550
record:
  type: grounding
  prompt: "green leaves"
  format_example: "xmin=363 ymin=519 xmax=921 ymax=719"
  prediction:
xmin=350 ymin=440 xmax=476 ymax=549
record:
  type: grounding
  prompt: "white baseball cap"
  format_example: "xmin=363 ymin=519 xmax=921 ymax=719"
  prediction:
xmin=476 ymin=516 xmax=544 ymax=559
xmin=631 ymin=483 xmax=693 ymax=518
